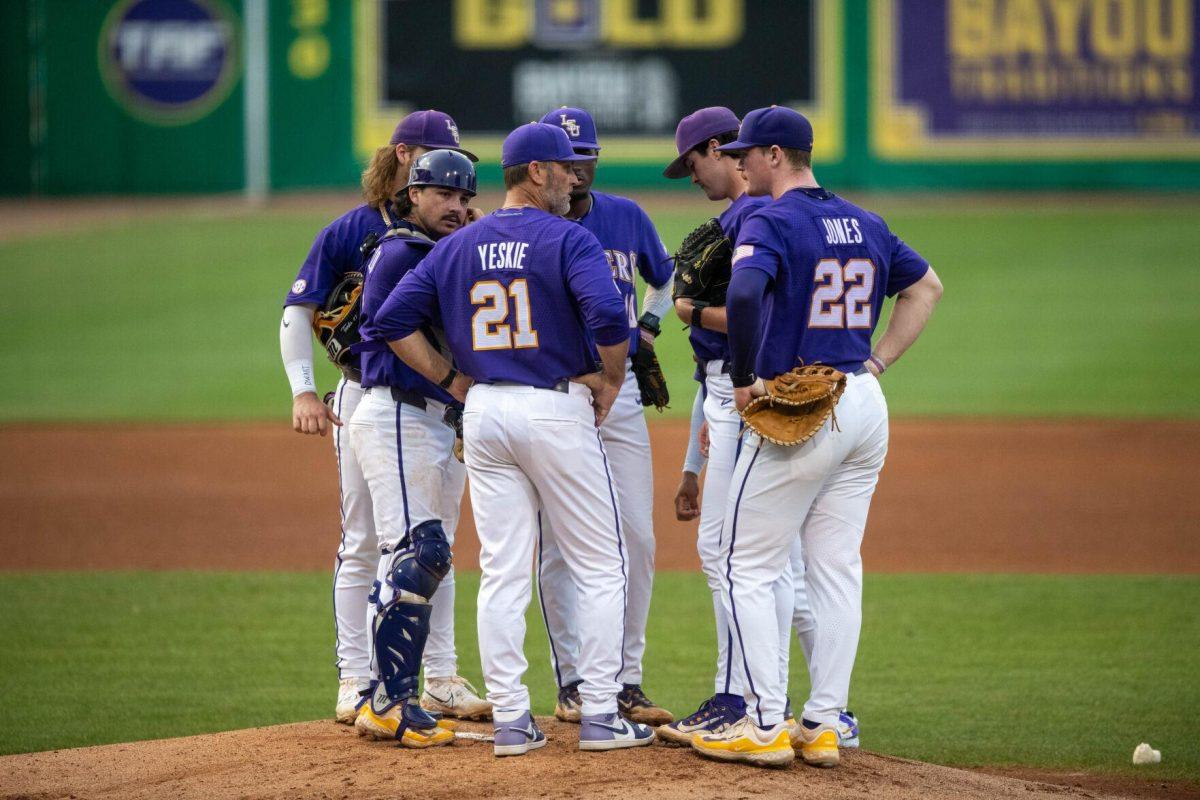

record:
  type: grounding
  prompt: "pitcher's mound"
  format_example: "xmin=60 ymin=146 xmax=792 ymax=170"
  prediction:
xmin=0 ymin=718 xmax=1158 ymax=800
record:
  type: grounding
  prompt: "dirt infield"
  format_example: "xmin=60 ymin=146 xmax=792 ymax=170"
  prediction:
xmin=2 ymin=419 xmax=1198 ymax=799
xmin=2 ymin=718 xmax=1195 ymax=800
xmin=1 ymin=419 xmax=1197 ymax=573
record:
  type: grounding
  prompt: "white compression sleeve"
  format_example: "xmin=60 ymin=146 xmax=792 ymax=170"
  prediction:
xmin=683 ymin=384 xmax=707 ymax=475
xmin=281 ymin=304 xmax=318 ymax=397
xmin=640 ymin=280 xmax=675 ymax=324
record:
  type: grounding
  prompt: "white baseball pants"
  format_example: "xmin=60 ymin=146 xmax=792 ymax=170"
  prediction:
xmin=329 ymin=377 xmax=378 ymax=681
xmin=698 ymin=364 xmax=804 ymax=700
xmin=466 ymin=382 xmax=628 ymax=716
xmin=536 ymin=363 xmax=654 ymax=687
xmin=721 ymin=372 xmax=888 ymax=728
xmin=349 ymin=386 xmax=466 ymax=679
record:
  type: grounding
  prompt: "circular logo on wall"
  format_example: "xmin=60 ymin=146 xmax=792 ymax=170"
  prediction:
xmin=99 ymin=0 xmax=240 ymax=126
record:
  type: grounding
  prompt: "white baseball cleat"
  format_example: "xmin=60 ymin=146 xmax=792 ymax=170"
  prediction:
xmin=578 ymin=712 xmax=655 ymax=751
xmin=335 ymin=677 xmax=371 ymax=724
xmin=420 ymin=675 xmax=493 ymax=720
xmin=837 ymin=710 xmax=860 ymax=748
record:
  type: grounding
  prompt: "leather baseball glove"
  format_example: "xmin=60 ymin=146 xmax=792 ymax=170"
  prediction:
xmin=672 ymin=218 xmax=732 ymax=305
xmin=313 ymin=271 xmax=364 ymax=382
xmin=740 ymin=365 xmax=847 ymax=446
xmin=631 ymin=330 xmax=670 ymax=412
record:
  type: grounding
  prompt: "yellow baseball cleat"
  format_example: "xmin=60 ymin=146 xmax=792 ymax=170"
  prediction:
xmin=690 ymin=716 xmax=794 ymax=767
xmin=354 ymin=698 xmax=455 ymax=748
xmin=792 ymin=720 xmax=840 ymax=767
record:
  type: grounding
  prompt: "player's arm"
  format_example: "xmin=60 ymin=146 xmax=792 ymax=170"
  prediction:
xmin=376 ymin=259 xmax=473 ymax=402
xmin=674 ymin=385 xmax=707 ymax=521
xmin=281 ymin=302 xmax=342 ymax=436
xmin=563 ymin=229 xmax=630 ymax=424
xmin=673 ymin=298 xmax=728 ymax=333
xmin=725 ymin=217 xmax=782 ymax=410
xmin=635 ymin=212 xmax=676 ymax=336
xmin=868 ymin=266 xmax=943 ymax=375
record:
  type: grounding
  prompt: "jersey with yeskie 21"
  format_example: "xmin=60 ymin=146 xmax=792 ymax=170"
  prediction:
xmin=373 ymin=207 xmax=628 ymax=390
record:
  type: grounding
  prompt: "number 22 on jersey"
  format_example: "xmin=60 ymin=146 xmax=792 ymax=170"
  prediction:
xmin=809 ymin=258 xmax=875 ymax=329
xmin=471 ymin=278 xmax=539 ymax=350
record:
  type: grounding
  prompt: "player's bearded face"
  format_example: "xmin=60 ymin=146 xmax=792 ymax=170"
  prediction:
xmin=544 ymin=162 xmax=577 ymax=216
xmin=686 ymin=150 xmax=727 ymax=201
xmin=412 ymin=187 xmax=471 ymax=238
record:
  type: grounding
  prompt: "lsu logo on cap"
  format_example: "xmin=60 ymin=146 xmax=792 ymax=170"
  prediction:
xmin=732 ymin=245 xmax=754 ymax=265
xmin=446 ymin=119 xmax=460 ymax=144
xmin=559 ymin=113 xmax=581 ymax=138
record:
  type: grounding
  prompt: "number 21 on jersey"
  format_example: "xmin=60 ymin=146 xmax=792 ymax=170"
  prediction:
xmin=809 ymin=258 xmax=875 ymax=329
xmin=471 ymin=279 xmax=539 ymax=350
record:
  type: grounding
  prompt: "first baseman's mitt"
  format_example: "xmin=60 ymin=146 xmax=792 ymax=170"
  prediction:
xmin=313 ymin=272 xmax=364 ymax=382
xmin=740 ymin=365 xmax=847 ymax=446
xmin=672 ymin=218 xmax=732 ymax=305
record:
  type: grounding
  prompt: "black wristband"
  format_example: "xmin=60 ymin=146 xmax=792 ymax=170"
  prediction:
xmin=438 ymin=367 xmax=458 ymax=389
xmin=637 ymin=312 xmax=661 ymax=336
xmin=731 ymin=372 xmax=757 ymax=389
xmin=690 ymin=301 xmax=709 ymax=329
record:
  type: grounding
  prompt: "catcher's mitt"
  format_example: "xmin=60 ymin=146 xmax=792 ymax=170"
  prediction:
xmin=740 ymin=365 xmax=847 ymax=446
xmin=673 ymin=218 xmax=732 ymax=305
xmin=632 ymin=337 xmax=670 ymax=412
xmin=313 ymin=272 xmax=364 ymax=382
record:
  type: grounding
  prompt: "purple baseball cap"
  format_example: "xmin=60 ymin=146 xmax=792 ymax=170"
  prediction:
xmin=539 ymin=106 xmax=602 ymax=151
xmin=716 ymin=106 xmax=813 ymax=154
xmin=389 ymin=110 xmax=478 ymax=162
xmin=663 ymin=106 xmax=742 ymax=179
xmin=501 ymin=123 xmax=597 ymax=169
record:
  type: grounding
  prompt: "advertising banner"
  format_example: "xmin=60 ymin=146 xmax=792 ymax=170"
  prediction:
xmin=353 ymin=0 xmax=843 ymax=164
xmin=871 ymin=0 xmax=1200 ymax=159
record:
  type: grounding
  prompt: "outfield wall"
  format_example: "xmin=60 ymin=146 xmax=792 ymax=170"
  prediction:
xmin=3 ymin=0 xmax=1199 ymax=195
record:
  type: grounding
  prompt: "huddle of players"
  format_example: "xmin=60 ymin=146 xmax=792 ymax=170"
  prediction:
xmin=280 ymin=103 xmax=942 ymax=767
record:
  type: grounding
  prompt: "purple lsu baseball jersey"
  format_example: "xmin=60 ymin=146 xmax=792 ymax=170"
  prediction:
xmin=374 ymin=207 xmax=628 ymax=389
xmin=733 ymin=188 xmax=929 ymax=376
xmin=574 ymin=191 xmax=674 ymax=355
xmin=285 ymin=202 xmax=402 ymax=372
xmin=688 ymin=192 xmax=772 ymax=369
xmin=357 ymin=232 xmax=455 ymax=403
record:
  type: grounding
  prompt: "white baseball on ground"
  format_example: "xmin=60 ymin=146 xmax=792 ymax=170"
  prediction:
xmin=1132 ymin=742 xmax=1162 ymax=764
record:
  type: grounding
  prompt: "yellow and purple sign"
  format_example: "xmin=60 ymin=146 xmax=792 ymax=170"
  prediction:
xmin=871 ymin=0 xmax=1200 ymax=159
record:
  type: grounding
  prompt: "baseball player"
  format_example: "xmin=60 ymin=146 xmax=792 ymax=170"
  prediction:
xmin=374 ymin=122 xmax=656 ymax=757
xmin=279 ymin=110 xmax=478 ymax=725
xmin=691 ymin=106 xmax=942 ymax=767
xmin=661 ymin=108 xmax=862 ymax=749
xmin=657 ymin=107 xmax=785 ymax=744
xmin=349 ymin=149 xmax=490 ymax=747
xmin=534 ymin=106 xmax=675 ymax=726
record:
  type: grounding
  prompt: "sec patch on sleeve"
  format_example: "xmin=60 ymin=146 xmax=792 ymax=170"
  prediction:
xmin=732 ymin=244 xmax=754 ymax=265
xmin=291 ymin=279 xmax=308 ymax=295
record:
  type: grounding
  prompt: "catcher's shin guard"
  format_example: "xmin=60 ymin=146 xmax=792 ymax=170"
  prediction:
xmin=370 ymin=520 xmax=452 ymax=710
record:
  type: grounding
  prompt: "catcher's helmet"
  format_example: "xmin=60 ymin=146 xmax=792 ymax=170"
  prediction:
xmin=407 ymin=149 xmax=477 ymax=197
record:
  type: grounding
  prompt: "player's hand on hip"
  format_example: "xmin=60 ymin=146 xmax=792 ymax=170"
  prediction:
xmin=448 ymin=372 xmax=475 ymax=404
xmin=292 ymin=391 xmax=342 ymax=436
xmin=733 ymin=378 xmax=767 ymax=413
xmin=573 ymin=372 xmax=619 ymax=427
xmin=674 ymin=472 xmax=700 ymax=521
xmin=699 ymin=420 xmax=710 ymax=458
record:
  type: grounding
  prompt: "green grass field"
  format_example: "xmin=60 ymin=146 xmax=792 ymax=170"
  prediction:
xmin=1 ymin=571 xmax=1196 ymax=780
xmin=1 ymin=197 xmax=1198 ymax=421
